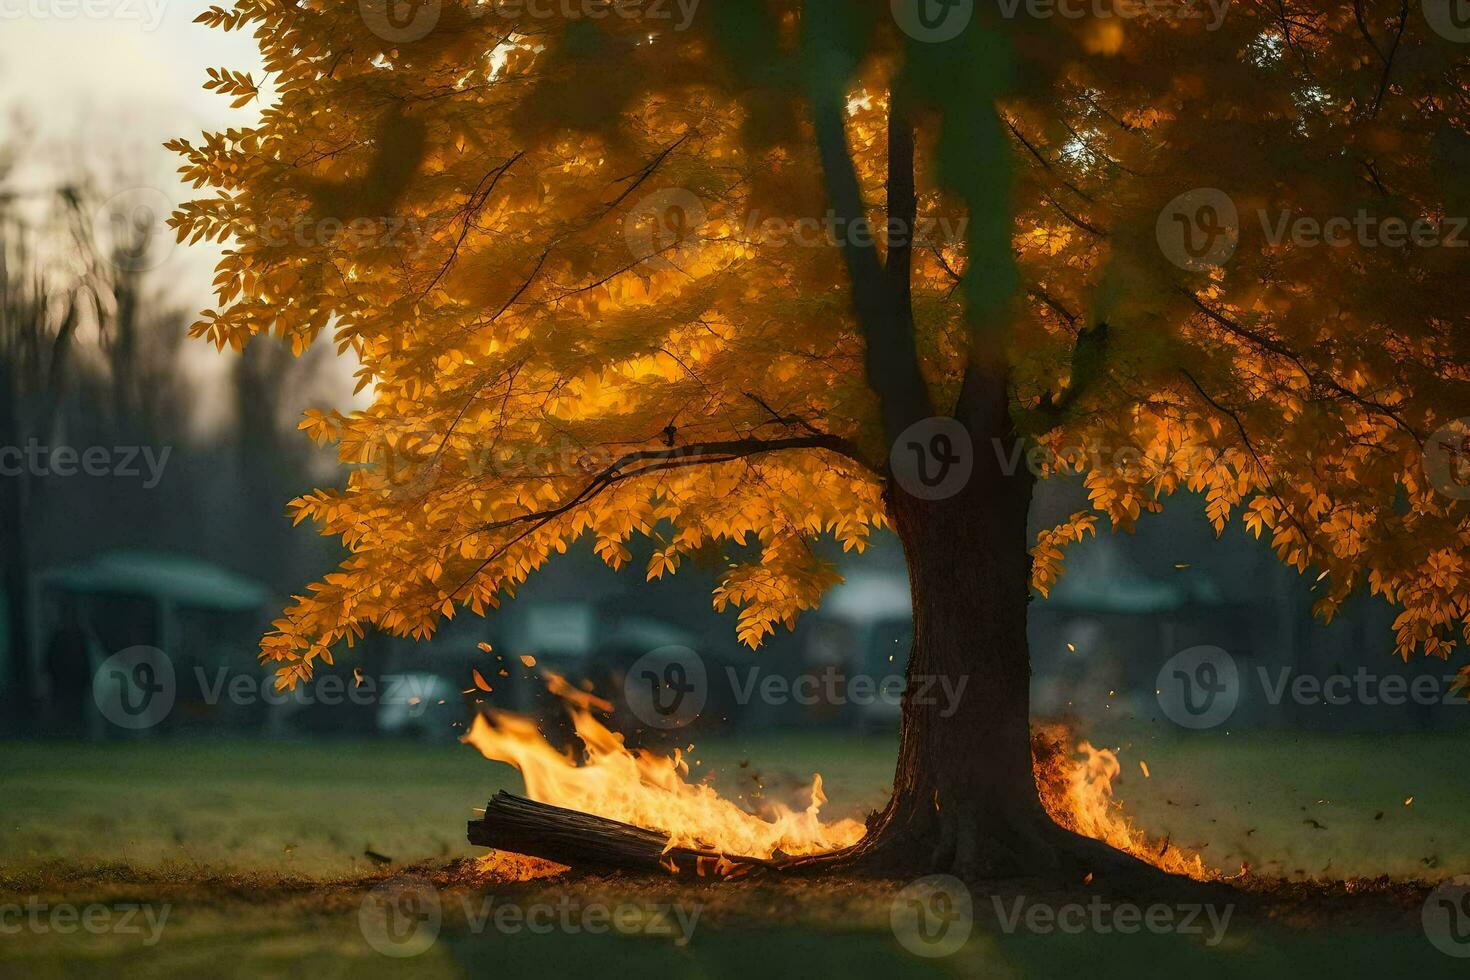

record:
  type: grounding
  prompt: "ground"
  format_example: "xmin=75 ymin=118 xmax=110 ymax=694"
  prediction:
xmin=1 ymin=725 xmax=1465 ymax=978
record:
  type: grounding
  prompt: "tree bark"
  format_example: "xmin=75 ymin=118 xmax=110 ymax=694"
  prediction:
xmin=799 ymin=401 xmax=1200 ymax=890
xmin=0 ymin=367 xmax=35 ymax=726
xmin=0 ymin=479 xmax=33 ymax=725
xmin=469 ymin=792 xmax=770 ymax=877
xmin=852 ymin=431 xmax=1054 ymax=878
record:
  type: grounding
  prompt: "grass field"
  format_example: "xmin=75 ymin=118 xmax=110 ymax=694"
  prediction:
xmin=2 ymin=725 xmax=1466 ymax=978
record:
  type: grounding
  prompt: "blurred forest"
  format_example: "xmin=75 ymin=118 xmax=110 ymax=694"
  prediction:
xmin=0 ymin=133 xmax=344 ymax=729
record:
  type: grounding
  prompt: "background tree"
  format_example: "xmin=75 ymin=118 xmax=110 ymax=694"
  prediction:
xmin=0 ymin=175 xmax=102 ymax=719
xmin=175 ymin=0 xmax=1469 ymax=882
xmin=0 ymin=135 xmax=345 ymax=726
xmin=231 ymin=334 xmax=342 ymax=592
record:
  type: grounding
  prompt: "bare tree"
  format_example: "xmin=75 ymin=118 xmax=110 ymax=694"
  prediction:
xmin=0 ymin=198 xmax=85 ymax=718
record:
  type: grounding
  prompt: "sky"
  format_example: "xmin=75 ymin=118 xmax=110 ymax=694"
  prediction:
xmin=0 ymin=2 xmax=362 ymax=424
xmin=0 ymin=0 xmax=264 ymax=159
xmin=0 ymin=0 xmax=265 ymax=287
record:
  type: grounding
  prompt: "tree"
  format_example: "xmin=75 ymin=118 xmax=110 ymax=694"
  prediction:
xmin=231 ymin=334 xmax=342 ymax=592
xmin=0 ymin=148 xmax=200 ymax=723
xmin=174 ymin=1 xmax=1469 ymax=882
xmin=0 ymin=184 xmax=96 ymax=720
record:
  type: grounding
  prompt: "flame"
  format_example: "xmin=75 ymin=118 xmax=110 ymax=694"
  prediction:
xmin=462 ymin=673 xmax=865 ymax=862
xmin=465 ymin=677 xmax=1213 ymax=879
xmin=1037 ymin=729 xmax=1214 ymax=880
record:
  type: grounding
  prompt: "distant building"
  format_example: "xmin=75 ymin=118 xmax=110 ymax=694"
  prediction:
xmin=31 ymin=549 xmax=271 ymax=736
xmin=1030 ymin=535 xmax=1241 ymax=722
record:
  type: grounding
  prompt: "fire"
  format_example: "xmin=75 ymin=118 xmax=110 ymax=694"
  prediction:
xmin=462 ymin=673 xmax=865 ymax=862
xmin=1037 ymin=730 xmax=1214 ymax=880
xmin=465 ymin=676 xmax=1212 ymax=879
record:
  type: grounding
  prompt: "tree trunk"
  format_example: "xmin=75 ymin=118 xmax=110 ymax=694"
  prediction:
xmin=0 ymin=483 xmax=33 ymax=727
xmin=808 ymin=419 xmax=1202 ymax=890
xmin=850 ymin=443 xmax=1054 ymax=878
xmin=0 ymin=368 xmax=35 ymax=727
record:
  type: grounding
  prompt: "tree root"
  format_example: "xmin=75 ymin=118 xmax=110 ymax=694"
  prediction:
xmin=775 ymin=806 xmax=1241 ymax=906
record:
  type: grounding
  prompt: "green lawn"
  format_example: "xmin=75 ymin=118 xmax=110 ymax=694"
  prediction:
xmin=0 ymin=732 xmax=897 ymax=877
xmin=3 ymin=725 xmax=1460 ymax=879
xmin=1088 ymin=724 xmax=1470 ymax=880
xmin=1 ymin=727 xmax=1465 ymax=978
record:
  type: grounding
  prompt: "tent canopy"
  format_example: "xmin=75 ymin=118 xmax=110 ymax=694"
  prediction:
xmin=38 ymin=550 xmax=271 ymax=613
xmin=1041 ymin=540 xmax=1224 ymax=615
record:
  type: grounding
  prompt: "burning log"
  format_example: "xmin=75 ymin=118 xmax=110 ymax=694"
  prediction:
xmin=467 ymin=792 xmax=779 ymax=877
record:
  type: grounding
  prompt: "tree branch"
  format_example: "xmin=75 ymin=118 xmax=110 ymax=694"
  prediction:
xmin=445 ymin=433 xmax=876 ymax=600
xmin=1035 ymin=322 xmax=1109 ymax=424
xmin=1179 ymin=367 xmax=1313 ymax=548
xmin=885 ymin=97 xmax=918 ymax=290
xmin=809 ymin=88 xmax=932 ymax=445
xmin=1180 ymin=288 xmax=1421 ymax=444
